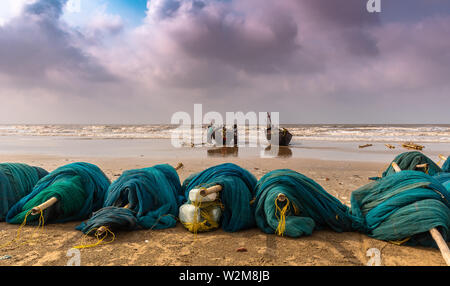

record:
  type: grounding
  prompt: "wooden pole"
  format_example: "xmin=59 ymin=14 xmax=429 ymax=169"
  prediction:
xmin=439 ymin=155 xmax=447 ymax=161
xmin=429 ymin=228 xmax=450 ymax=266
xmin=174 ymin=162 xmax=184 ymax=171
xmin=391 ymin=162 xmax=402 ymax=173
xmin=31 ymin=197 xmax=58 ymax=215
xmin=392 ymin=164 xmax=450 ymax=266
xmin=277 ymin=193 xmax=287 ymax=202
xmin=416 ymin=163 xmax=428 ymax=169
xmin=199 ymin=185 xmax=223 ymax=197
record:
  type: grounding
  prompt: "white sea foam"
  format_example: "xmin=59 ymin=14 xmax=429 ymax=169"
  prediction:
xmin=0 ymin=124 xmax=449 ymax=143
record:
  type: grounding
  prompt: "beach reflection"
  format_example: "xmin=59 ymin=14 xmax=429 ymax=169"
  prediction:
xmin=206 ymin=146 xmax=293 ymax=158
xmin=264 ymin=146 xmax=293 ymax=158
xmin=207 ymin=147 xmax=239 ymax=157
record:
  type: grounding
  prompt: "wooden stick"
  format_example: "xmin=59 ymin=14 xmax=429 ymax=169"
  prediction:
xmin=429 ymin=228 xmax=450 ymax=266
xmin=174 ymin=162 xmax=184 ymax=171
xmin=97 ymin=226 xmax=108 ymax=235
xmin=402 ymin=142 xmax=424 ymax=151
xmin=391 ymin=162 xmax=402 ymax=173
xmin=31 ymin=197 xmax=58 ymax=215
xmin=439 ymin=155 xmax=447 ymax=161
xmin=199 ymin=185 xmax=223 ymax=197
xmin=392 ymin=164 xmax=450 ymax=266
xmin=277 ymin=193 xmax=287 ymax=202
xmin=359 ymin=144 xmax=373 ymax=149
xmin=385 ymin=144 xmax=396 ymax=149
xmin=416 ymin=163 xmax=428 ymax=169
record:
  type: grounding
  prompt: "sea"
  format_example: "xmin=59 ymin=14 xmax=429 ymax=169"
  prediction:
xmin=0 ymin=124 xmax=448 ymax=162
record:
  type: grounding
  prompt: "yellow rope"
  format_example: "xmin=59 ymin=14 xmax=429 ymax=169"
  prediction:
xmin=0 ymin=209 xmax=45 ymax=249
xmin=73 ymin=227 xmax=116 ymax=249
xmin=182 ymin=189 xmax=221 ymax=235
xmin=389 ymin=236 xmax=411 ymax=246
xmin=437 ymin=154 xmax=446 ymax=167
xmin=275 ymin=194 xmax=290 ymax=237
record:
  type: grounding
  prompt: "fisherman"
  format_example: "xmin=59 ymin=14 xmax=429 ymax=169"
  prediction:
xmin=233 ymin=123 xmax=238 ymax=147
xmin=206 ymin=122 xmax=214 ymax=144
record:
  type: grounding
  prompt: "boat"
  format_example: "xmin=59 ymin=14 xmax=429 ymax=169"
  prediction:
xmin=266 ymin=113 xmax=293 ymax=146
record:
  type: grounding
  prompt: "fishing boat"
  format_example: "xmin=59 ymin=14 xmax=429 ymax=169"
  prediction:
xmin=266 ymin=113 xmax=293 ymax=146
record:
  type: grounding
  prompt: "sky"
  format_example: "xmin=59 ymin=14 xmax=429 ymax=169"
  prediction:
xmin=0 ymin=0 xmax=449 ymax=124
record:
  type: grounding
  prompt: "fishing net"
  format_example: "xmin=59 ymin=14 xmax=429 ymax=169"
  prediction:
xmin=180 ymin=163 xmax=257 ymax=233
xmin=382 ymin=151 xmax=442 ymax=177
xmin=351 ymin=170 xmax=450 ymax=247
xmin=442 ymin=156 xmax=450 ymax=173
xmin=434 ymin=173 xmax=450 ymax=192
xmin=76 ymin=206 xmax=138 ymax=235
xmin=0 ymin=163 xmax=48 ymax=221
xmin=254 ymin=169 xmax=357 ymax=238
xmin=6 ymin=162 xmax=110 ymax=224
xmin=76 ymin=164 xmax=183 ymax=234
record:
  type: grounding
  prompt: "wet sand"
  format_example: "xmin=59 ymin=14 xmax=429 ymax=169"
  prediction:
xmin=0 ymin=154 xmax=447 ymax=266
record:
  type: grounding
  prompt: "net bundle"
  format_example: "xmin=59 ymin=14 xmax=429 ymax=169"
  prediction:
xmin=0 ymin=163 xmax=48 ymax=221
xmin=382 ymin=151 xmax=442 ymax=177
xmin=180 ymin=163 xmax=257 ymax=233
xmin=254 ymin=169 xmax=358 ymax=238
xmin=6 ymin=162 xmax=110 ymax=224
xmin=351 ymin=170 xmax=450 ymax=247
xmin=77 ymin=164 xmax=183 ymax=234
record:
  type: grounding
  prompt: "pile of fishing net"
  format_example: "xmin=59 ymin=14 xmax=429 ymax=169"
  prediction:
xmin=382 ymin=151 xmax=442 ymax=177
xmin=6 ymin=162 xmax=110 ymax=224
xmin=0 ymin=163 xmax=48 ymax=221
xmin=179 ymin=163 xmax=257 ymax=233
xmin=351 ymin=170 xmax=450 ymax=247
xmin=254 ymin=169 xmax=357 ymax=237
xmin=76 ymin=164 xmax=184 ymax=235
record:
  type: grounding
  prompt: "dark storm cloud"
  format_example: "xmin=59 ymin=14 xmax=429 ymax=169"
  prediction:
xmin=1 ymin=0 xmax=450 ymax=124
xmin=0 ymin=0 xmax=117 ymax=89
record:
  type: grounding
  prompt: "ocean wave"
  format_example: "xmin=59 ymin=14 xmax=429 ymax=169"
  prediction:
xmin=0 ymin=124 xmax=449 ymax=143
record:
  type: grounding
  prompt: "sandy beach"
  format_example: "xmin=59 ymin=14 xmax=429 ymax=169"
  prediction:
xmin=0 ymin=153 xmax=447 ymax=266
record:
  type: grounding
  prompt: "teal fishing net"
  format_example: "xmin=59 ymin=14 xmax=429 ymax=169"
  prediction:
xmin=442 ymin=156 xmax=450 ymax=173
xmin=182 ymin=163 xmax=257 ymax=232
xmin=6 ymin=162 xmax=110 ymax=224
xmin=434 ymin=173 xmax=450 ymax=192
xmin=254 ymin=169 xmax=358 ymax=238
xmin=351 ymin=170 xmax=450 ymax=247
xmin=382 ymin=151 xmax=442 ymax=177
xmin=0 ymin=163 xmax=48 ymax=221
xmin=77 ymin=164 xmax=183 ymax=234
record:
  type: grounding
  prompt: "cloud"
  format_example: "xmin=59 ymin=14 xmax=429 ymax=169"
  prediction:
xmin=0 ymin=0 xmax=117 ymax=92
xmin=0 ymin=0 xmax=450 ymax=124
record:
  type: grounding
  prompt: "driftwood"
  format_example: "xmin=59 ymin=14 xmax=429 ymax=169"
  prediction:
xmin=385 ymin=144 xmax=396 ymax=149
xmin=402 ymin=142 xmax=424 ymax=151
xmin=359 ymin=144 xmax=373 ymax=149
